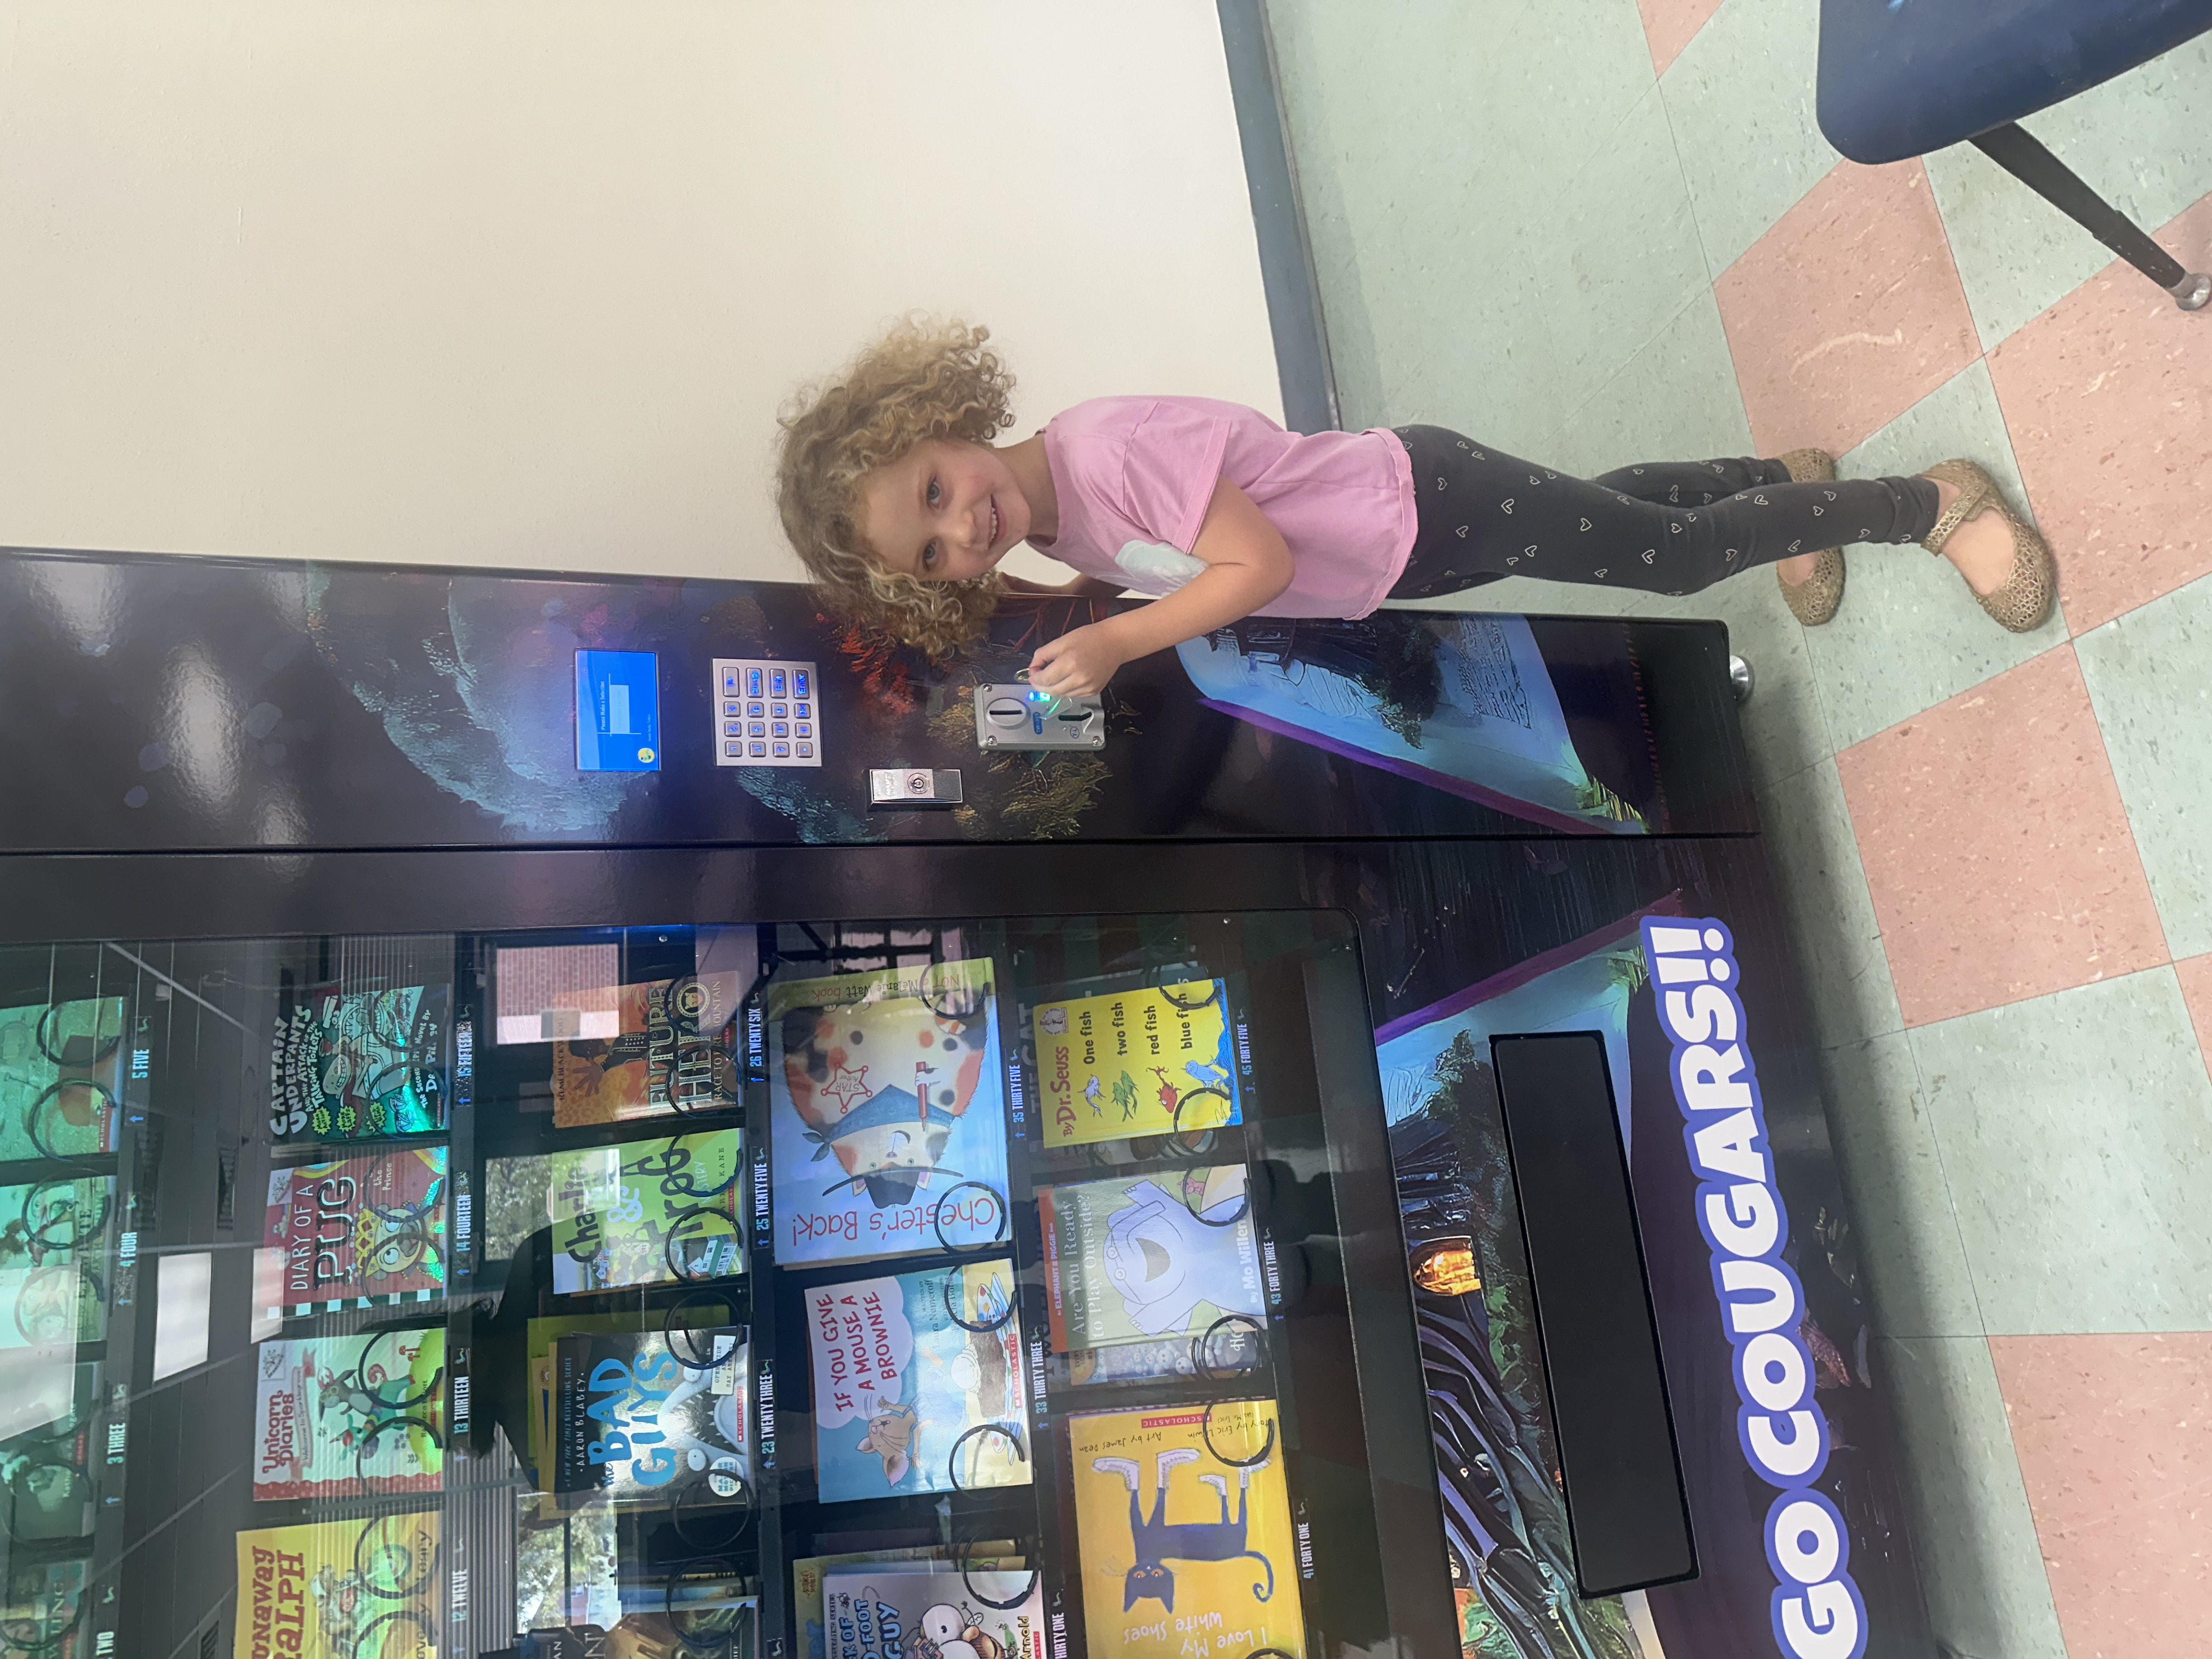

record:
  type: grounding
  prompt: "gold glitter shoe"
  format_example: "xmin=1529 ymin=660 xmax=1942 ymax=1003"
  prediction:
xmin=1774 ymin=448 xmax=1844 ymax=626
xmin=1919 ymin=459 xmax=2057 ymax=633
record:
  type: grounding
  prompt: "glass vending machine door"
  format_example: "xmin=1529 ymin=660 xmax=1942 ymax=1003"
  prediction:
xmin=1 ymin=909 xmax=1449 ymax=1659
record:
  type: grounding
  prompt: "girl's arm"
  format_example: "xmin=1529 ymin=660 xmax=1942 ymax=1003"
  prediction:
xmin=1026 ymin=479 xmax=1291 ymax=697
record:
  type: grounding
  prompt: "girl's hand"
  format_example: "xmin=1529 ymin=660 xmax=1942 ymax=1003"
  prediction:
xmin=1028 ymin=624 xmax=1128 ymax=699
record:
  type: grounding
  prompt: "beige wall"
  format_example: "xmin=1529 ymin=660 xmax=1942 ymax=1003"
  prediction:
xmin=0 ymin=1 xmax=1280 ymax=584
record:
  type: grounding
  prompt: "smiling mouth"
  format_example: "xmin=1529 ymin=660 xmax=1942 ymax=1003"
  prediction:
xmin=988 ymin=500 xmax=1001 ymax=550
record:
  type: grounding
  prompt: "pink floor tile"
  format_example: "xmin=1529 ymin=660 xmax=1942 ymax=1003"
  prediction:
xmin=1635 ymin=0 xmax=1725 ymax=75
xmin=1989 ymin=1334 xmax=2212 ymax=1659
xmin=1836 ymin=645 xmax=2170 ymax=1026
xmin=2179 ymin=955 xmax=2212 ymax=1088
xmin=1988 ymin=192 xmax=2212 ymax=633
xmin=1717 ymin=159 xmax=1982 ymax=459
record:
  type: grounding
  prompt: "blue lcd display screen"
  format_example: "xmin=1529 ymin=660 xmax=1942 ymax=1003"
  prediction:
xmin=575 ymin=650 xmax=662 ymax=772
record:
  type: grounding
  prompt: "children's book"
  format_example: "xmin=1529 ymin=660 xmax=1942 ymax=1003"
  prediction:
xmin=252 ymin=1328 xmax=446 ymax=1499
xmin=551 ymin=1325 xmax=750 ymax=1506
xmin=768 ymin=957 xmax=1008 ymax=1265
xmin=806 ymin=1258 xmax=1029 ymax=1503
xmin=819 ymin=1565 xmax=1046 ymax=1659
xmin=1067 ymin=1400 xmax=1304 ymax=1659
xmin=793 ymin=1549 xmax=1018 ymax=1659
xmin=269 ymin=981 xmax=452 ymax=1142
xmin=1030 ymin=980 xmax=1248 ymax=1149
xmin=537 ymin=1130 xmax=746 ymax=1294
xmin=1039 ymin=1165 xmax=1264 ymax=1353
xmin=262 ymin=1147 xmax=449 ymax=1317
xmin=550 ymin=972 xmax=747 ymax=1126
xmin=1046 ymin=1324 xmax=1266 ymax=1391
xmin=2 ymin=1558 xmax=89 ymax=1659
xmin=234 ymin=1511 xmax=442 ymax=1659
xmin=0 ymin=996 xmax=126 ymax=1161
xmin=0 ymin=1176 xmax=115 ymax=1349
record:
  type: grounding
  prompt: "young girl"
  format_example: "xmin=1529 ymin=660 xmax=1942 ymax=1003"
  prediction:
xmin=777 ymin=319 xmax=2053 ymax=698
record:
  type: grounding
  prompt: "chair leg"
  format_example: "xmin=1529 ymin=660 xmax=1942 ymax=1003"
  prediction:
xmin=1970 ymin=121 xmax=2211 ymax=311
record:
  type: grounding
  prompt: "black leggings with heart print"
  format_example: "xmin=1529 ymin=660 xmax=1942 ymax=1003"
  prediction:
xmin=1385 ymin=424 xmax=1942 ymax=599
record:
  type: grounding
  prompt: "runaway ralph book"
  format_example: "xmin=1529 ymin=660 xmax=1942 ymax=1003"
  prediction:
xmin=251 ymin=1328 xmax=445 ymax=1500
xmin=806 ymin=1257 xmax=1029 ymax=1503
xmin=768 ymin=957 xmax=1008 ymax=1266
xmin=551 ymin=1324 xmax=750 ymax=1506
xmin=542 ymin=1128 xmax=746 ymax=1294
xmin=269 ymin=983 xmax=453 ymax=1142
xmin=262 ymin=1147 xmax=449 ymax=1318
xmin=1039 ymin=1165 xmax=1265 ymax=1353
xmin=1030 ymin=980 xmax=1247 ymax=1149
xmin=1066 ymin=1400 xmax=1303 ymax=1659
xmin=550 ymin=971 xmax=746 ymax=1126
xmin=819 ymin=1565 xmax=1045 ymax=1659
xmin=234 ymin=1511 xmax=441 ymax=1659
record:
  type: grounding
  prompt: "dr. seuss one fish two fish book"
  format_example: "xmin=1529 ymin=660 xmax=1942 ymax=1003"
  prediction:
xmin=1031 ymin=981 xmax=1246 ymax=1149
xmin=806 ymin=1259 xmax=1029 ymax=1503
xmin=1067 ymin=1401 xmax=1302 ymax=1659
xmin=770 ymin=958 xmax=1008 ymax=1265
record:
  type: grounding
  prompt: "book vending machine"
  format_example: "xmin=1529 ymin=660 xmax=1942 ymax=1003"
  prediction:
xmin=0 ymin=551 xmax=1936 ymax=1659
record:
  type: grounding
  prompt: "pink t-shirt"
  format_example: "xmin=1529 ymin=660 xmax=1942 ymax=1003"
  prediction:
xmin=1037 ymin=397 xmax=1416 ymax=619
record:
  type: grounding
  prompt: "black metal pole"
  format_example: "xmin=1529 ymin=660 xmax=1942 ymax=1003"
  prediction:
xmin=1971 ymin=121 xmax=2211 ymax=311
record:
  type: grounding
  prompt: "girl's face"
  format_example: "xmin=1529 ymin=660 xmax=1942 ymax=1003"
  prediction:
xmin=858 ymin=439 xmax=1029 ymax=583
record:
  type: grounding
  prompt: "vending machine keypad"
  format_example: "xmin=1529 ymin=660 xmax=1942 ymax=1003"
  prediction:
xmin=713 ymin=658 xmax=822 ymax=768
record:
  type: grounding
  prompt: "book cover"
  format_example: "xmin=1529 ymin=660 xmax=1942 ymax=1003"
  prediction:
xmin=234 ymin=1512 xmax=441 ymax=1659
xmin=794 ymin=1550 xmax=1015 ymax=1659
xmin=1067 ymin=1400 xmax=1304 ymax=1659
xmin=2 ymin=1559 xmax=88 ymax=1659
xmin=768 ymin=958 xmax=1008 ymax=1266
xmin=0 ymin=996 xmax=126 ymax=1161
xmin=1039 ymin=1166 xmax=1264 ymax=1353
xmin=1046 ymin=1324 xmax=1266 ymax=1392
xmin=262 ymin=1147 xmax=449 ymax=1317
xmin=820 ymin=1566 xmax=1045 ymax=1659
xmin=544 ymin=1130 xmax=746 ymax=1294
xmin=550 ymin=972 xmax=746 ymax=1127
xmin=269 ymin=983 xmax=452 ymax=1142
xmin=1031 ymin=981 xmax=1246 ymax=1149
xmin=0 ymin=1176 xmax=115 ymax=1349
xmin=550 ymin=1325 xmax=750 ymax=1506
xmin=251 ymin=1328 xmax=445 ymax=1500
xmin=807 ymin=1258 xmax=1029 ymax=1503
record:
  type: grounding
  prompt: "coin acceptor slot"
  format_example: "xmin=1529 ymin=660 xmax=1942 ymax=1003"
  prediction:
xmin=971 ymin=681 xmax=1104 ymax=750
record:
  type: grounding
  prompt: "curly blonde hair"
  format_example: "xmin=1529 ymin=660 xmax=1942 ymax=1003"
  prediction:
xmin=776 ymin=317 xmax=1017 ymax=658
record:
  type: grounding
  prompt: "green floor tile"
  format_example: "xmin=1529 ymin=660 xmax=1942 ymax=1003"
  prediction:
xmin=1660 ymin=0 xmax=1838 ymax=273
xmin=1269 ymin=0 xmax=1703 ymax=444
xmin=1543 ymin=286 xmax=1755 ymax=478
xmin=1811 ymin=361 xmax=2067 ymax=750
xmin=1923 ymin=36 xmax=2212 ymax=350
xmin=1655 ymin=566 xmax=1831 ymax=785
xmin=1817 ymin=1033 xmax=1984 ymax=1338
xmin=1908 ymin=968 xmax=2212 ymax=1334
xmin=2076 ymin=571 xmax=2212 ymax=958
xmin=1878 ymin=1336 xmax=2069 ymax=1659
